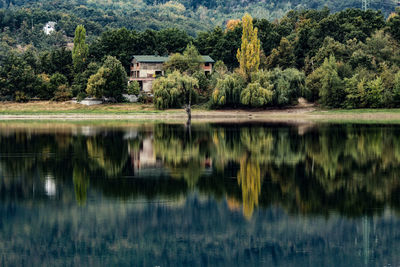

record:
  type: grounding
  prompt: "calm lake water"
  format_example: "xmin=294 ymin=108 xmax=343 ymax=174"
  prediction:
xmin=1 ymin=121 xmax=400 ymax=266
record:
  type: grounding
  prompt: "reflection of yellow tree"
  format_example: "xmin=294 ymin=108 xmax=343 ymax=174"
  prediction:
xmin=73 ymin=167 xmax=89 ymax=205
xmin=237 ymin=156 xmax=262 ymax=219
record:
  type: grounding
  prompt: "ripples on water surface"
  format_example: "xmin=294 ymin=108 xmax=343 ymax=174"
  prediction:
xmin=1 ymin=121 xmax=400 ymax=266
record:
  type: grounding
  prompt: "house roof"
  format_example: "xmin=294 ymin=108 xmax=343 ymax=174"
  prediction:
xmin=132 ymin=55 xmax=169 ymax=63
xmin=132 ymin=55 xmax=215 ymax=63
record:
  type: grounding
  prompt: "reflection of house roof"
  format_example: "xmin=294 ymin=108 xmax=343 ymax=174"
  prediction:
xmin=132 ymin=55 xmax=215 ymax=63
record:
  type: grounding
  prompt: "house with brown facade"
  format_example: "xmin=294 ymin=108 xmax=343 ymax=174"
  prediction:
xmin=129 ymin=55 xmax=215 ymax=92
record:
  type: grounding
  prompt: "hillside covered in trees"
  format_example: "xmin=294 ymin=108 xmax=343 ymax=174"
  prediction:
xmin=0 ymin=0 xmax=398 ymax=41
xmin=1 ymin=0 xmax=400 ymax=109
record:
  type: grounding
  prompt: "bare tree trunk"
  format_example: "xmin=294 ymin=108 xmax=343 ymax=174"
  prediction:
xmin=185 ymin=103 xmax=191 ymax=124
xmin=185 ymin=87 xmax=192 ymax=125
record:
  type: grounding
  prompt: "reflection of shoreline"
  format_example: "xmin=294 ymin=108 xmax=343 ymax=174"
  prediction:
xmin=2 ymin=123 xmax=400 ymax=220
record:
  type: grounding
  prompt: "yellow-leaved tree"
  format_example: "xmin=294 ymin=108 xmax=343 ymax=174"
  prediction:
xmin=236 ymin=13 xmax=261 ymax=81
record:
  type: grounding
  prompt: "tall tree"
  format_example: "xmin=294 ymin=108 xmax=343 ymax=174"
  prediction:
xmin=86 ymin=56 xmax=127 ymax=101
xmin=163 ymin=44 xmax=202 ymax=75
xmin=72 ymin=25 xmax=89 ymax=73
xmin=319 ymin=55 xmax=345 ymax=107
xmin=387 ymin=10 xmax=400 ymax=43
xmin=237 ymin=13 xmax=260 ymax=80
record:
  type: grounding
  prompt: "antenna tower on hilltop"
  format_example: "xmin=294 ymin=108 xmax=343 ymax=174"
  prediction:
xmin=362 ymin=0 xmax=371 ymax=11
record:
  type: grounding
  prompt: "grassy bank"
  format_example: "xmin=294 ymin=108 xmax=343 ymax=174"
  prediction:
xmin=0 ymin=102 xmax=178 ymax=115
xmin=3 ymin=102 xmax=400 ymax=123
xmin=314 ymin=109 xmax=400 ymax=114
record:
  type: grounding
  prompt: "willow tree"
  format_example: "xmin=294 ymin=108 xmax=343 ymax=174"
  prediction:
xmin=237 ymin=14 xmax=261 ymax=81
xmin=153 ymin=71 xmax=199 ymax=121
xmin=72 ymin=25 xmax=89 ymax=73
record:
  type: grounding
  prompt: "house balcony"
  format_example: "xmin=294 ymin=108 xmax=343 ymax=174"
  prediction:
xmin=129 ymin=77 xmax=156 ymax=81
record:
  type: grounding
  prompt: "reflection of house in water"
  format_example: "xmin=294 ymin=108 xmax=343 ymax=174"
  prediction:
xmin=128 ymin=136 xmax=213 ymax=178
xmin=45 ymin=174 xmax=56 ymax=197
xmin=71 ymin=126 xmax=101 ymax=137
xmin=129 ymin=136 xmax=164 ymax=176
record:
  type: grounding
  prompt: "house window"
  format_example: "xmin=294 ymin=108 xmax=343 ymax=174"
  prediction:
xmin=205 ymin=62 xmax=210 ymax=67
xmin=155 ymin=71 xmax=162 ymax=76
xmin=137 ymin=63 xmax=140 ymax=67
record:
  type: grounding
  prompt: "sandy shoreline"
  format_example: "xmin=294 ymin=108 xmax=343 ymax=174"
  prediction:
xmin=2 ymin=108 xmax=400 ymax=123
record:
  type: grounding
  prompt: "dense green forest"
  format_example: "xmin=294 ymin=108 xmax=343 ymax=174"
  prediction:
xmin=0 ymin=0 xmax=399 ymax=48
xmin=1 ymin=0 xmax=400 ymax=108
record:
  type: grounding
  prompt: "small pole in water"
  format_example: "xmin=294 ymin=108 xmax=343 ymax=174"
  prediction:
xmin=185 ymin=83 xmax=192 ymax=125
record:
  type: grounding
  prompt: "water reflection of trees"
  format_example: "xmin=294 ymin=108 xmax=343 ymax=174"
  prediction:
xmin=237 ymin=156 xmax=262 ymax=219
xmin=2 ymin=123 xmax=400 ymax=218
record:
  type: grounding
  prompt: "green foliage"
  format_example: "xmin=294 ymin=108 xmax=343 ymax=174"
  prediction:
xmin=86 ymin=56 xmax=127 ymax=100
xmin=213 ymin=60 xmax=228 ymax=75
xmin=14 ymin=91 xmax=29 ymax=102
xmin=39 ymin=48 xmax=73 ymax=81
xmin=344 ymin=67 xmax=400 ymax=109
xmin=89 ymin=28 xmax=192 ymax=73
xmin=0 ymin=4 xmax=399 ymax=108
xmin=192 ymin=71 xmax=210 ymax=96
xmin=361 ymin=30 xmax=400 ymax=69
xmin=127 ymin=81 xmax=140 ymax=96
xmin=265 ymin=68 xmax=306 ymax=106
xmin=394 ymin=71 xmax=400 ymax=105
xmin=309 ymin=55 xmax=345 ymax=107
xmin=387 ymin=11 xmax=400 ymax=43
xmin=153 ymin=71 xmax=199 ymax=110
xmin=163 ymin=44 xmax=203 ymax=75
xmin=72 ymin=25 xmax=89 ymax=73
xmin=212 ymin=68 xmax=304 ymax=108
xmin=310 ymin=37 xmax=349 ymax=69
xmin=211 ymin=73 xmax=245 ymax=107
xmin=52 ymin=84 xmax=72 ymax=102
xmin=72 ymin=62 xmax=100 ymax=97
xmin=0 ymin=53 xmax=39 ymax=100
xmin=86 ymin=67 xmax=107 ymax=98
xmin=364 ymin=77 xmax=384 ymax=108
xmin=344 ymin=74 xmax=366 ymax=109
xmin=195 ymin=26 xmax=242 ymax=70
xmin=265 ymin=37 xmax=295 ymax=70
xmin=77 ymin=92 xmax=86 ymax=102
xmin=50 ymin=73 xmax=68 ymax=90
xmin=38 ymin=72 xmax=69 ymax=100
xmin=36 ymin=73 xmax=52 ymax=100
xmin=305 ymin=67 xmax=324 ymax=102
xmin=240 ymin=82 xmax=273 ymax=107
